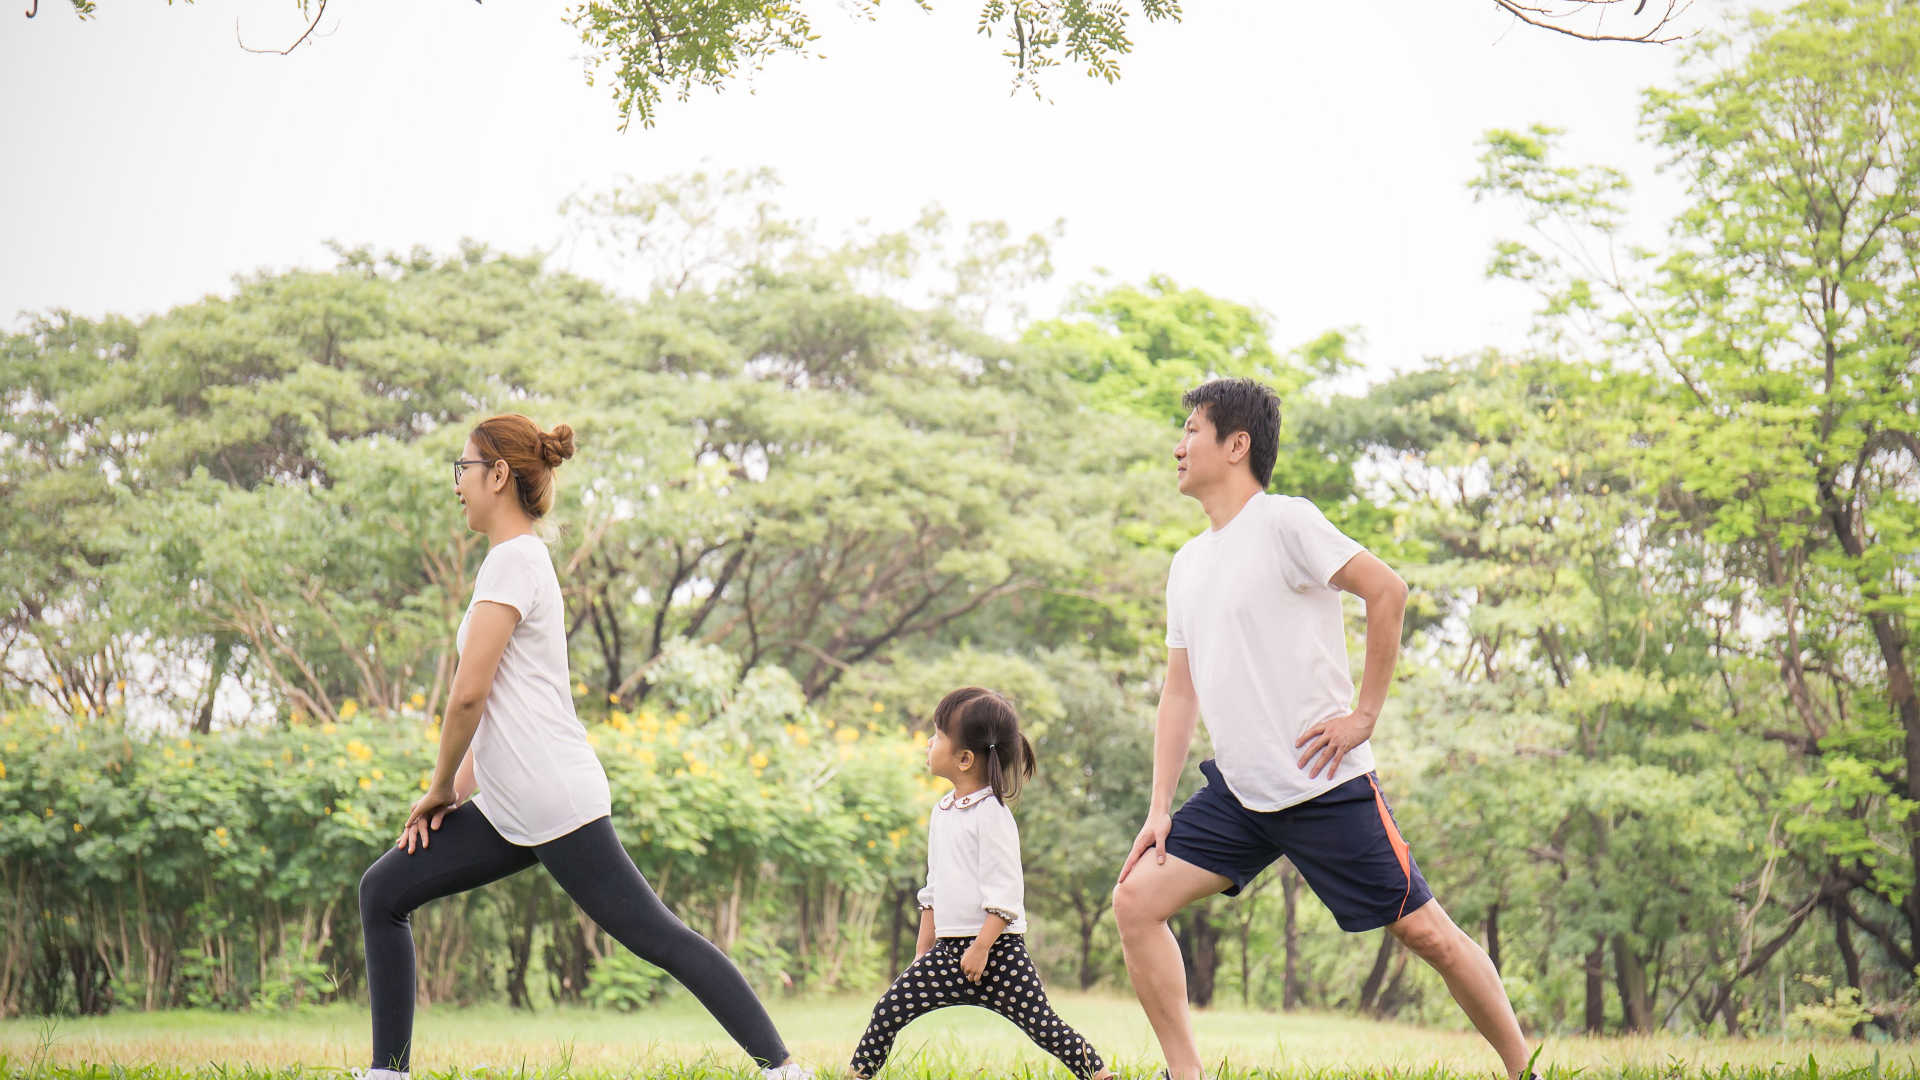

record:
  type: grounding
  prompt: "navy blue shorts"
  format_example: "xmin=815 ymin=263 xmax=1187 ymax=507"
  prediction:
xmin=1163 ymin=759 xmax=1432 ymax=932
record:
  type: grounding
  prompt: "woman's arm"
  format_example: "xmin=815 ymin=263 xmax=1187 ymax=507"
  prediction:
xmin=398 ymin=601 xmax=517 ymax=852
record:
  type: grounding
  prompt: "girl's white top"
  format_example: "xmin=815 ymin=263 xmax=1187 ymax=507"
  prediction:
xmin=457 ymin=534 xmax=611 ymax=845
xmin=915 ymin=787 xmax=1028 ymax=937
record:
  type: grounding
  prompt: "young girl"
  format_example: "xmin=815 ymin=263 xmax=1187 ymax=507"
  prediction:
xmin=356 ymin=414 xmax=809 ymax=1080
xmin=849 ymin=687 xmax=1112 ymax=1080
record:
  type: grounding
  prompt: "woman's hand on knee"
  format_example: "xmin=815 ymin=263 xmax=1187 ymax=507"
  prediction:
xmin=397 ymin=789 xmax=459 ymax=853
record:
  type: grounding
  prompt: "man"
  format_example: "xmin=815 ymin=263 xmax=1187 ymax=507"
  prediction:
xmin=1112 ymin=378 xmax=1532 ymax=1080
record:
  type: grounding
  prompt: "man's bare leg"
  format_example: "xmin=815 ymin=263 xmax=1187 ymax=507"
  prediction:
xmin=1112 ymin=855 xmax=1232 ymax=1080
xmin=1389 ymin=899 xmax=1531 ymax=1079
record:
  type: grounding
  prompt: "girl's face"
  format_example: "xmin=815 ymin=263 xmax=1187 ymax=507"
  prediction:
xmin=453 ymin=438 xmax=511 ymax=533
xmin=926 ymin=723 xmax=971 ymax=782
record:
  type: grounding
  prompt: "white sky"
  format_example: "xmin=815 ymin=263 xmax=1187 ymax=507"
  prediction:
xmin=0 ymin=0 xmax=1717 ymax=377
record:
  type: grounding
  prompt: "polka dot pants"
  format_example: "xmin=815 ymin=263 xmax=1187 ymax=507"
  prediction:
xmin=849 ymin=935 xmax=1104 ymax=1079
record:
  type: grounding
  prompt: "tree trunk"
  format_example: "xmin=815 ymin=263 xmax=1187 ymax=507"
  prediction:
xmin=1079 ymin=905 xmax=1099 ymax=992
xmin=196 ymin=632 xmax=235 ymax=734
xmin=1613 ymin=933 xmax=1652 ymax=1033
xmin=1177 ymin=907 xmax=1220 ymax=1007
xmin=1486 ymin=902 xmax=1502 ymax=974
xmin=1282 ymin=865 xmax=1302 ymax=1009
xmin=1832 ymin=898 xmax=1866 ymax=1040
xmin=1584 ymin=939 xmax=1607 ymax=1034
xmin=1358 ymin=932 xmax=1394 ymax=1012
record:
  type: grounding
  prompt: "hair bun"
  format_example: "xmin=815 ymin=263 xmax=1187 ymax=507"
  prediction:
xmin=541 ymin=424 xmax=575 ymax=467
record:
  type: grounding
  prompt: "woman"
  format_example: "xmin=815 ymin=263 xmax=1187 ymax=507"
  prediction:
xmin=357 ymin=413 xmax=809 ymax=1080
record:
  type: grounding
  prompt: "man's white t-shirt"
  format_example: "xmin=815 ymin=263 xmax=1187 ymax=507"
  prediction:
xmin=457 ymin=534 xmax=612 ymax=845
xmin=1165 ymin=492 xmax=1371 ymax=812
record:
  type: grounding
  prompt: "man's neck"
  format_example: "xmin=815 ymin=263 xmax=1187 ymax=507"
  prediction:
xmin=1196 ymin=480 xmax=1263 ymax=531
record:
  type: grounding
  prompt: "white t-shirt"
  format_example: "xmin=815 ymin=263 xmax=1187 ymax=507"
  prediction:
xmin=1165 ymin=492 xmax=1371 ymax=812
xmin=457 ymin=534 xmax=612 ymax=845
xmin=915 ymin=787 xmax=1028 ymax=938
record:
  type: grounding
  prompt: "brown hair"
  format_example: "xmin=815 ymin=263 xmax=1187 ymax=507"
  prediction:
xmin=469 ymin=414 xmax=575 ymax=519
xmin=932 ymin=687 xmax=1037 ymax=804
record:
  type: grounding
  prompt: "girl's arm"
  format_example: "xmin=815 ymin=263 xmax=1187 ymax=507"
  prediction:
xmin=915 ymin=907 xmax=936 ymax=959
xmin=960 ymin=913 xmax=1009 ymax=982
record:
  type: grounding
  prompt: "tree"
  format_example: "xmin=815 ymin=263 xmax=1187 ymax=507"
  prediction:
xmin=1472 ymin=0 xmax=1920 ymax=1032
xmin=37 ymin=0 xmax=1693 ymax=130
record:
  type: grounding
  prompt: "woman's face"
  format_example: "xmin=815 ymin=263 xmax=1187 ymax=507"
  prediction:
xmin=453 ymin=438 xmax=508 ymax=532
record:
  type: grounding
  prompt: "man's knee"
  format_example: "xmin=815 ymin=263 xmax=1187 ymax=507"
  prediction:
xmin=1391 ymin=908 xmax=1468 ymax=966
xmin=1111 ymin=876 xmax=1168 ymax=938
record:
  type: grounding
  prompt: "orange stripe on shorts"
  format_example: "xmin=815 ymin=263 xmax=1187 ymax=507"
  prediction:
xmin=1365 ymin=773 xmax=1413 ymax=922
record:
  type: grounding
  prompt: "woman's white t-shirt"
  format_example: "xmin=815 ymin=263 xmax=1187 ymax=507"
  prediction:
xmin=1165 ymin=492 xmax=1371 ymax=812
xmin=915 ymin=788 xmax=1028 ymax=937
xmin=456 ymin=534 xmax=611 ymax=845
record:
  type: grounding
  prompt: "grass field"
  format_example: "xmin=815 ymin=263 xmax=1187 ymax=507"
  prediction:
xmin=0 ymin=995 xmax=1912 ymax=1080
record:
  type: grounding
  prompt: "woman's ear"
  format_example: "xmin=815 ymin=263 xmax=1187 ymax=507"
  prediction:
xmin=491 ymin=460 xmax=511 ymax=493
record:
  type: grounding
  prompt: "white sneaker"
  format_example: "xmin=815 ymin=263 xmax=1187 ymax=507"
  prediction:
xmin=764 ymin=1065 xmax=814 ymax=1080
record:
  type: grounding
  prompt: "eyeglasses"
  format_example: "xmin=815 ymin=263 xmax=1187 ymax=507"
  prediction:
xmin=452 ymin=458 xmax=493 ymax=485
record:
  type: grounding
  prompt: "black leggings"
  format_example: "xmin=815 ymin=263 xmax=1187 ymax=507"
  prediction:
xmin=358 ymin=807 xmax=788 ymax=1071
xmin=850 ymin=935 xmax=1104 ymax=1079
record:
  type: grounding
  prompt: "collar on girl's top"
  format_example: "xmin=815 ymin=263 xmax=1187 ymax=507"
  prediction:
xmin=938 ymin=787 xmax=995 ymax=811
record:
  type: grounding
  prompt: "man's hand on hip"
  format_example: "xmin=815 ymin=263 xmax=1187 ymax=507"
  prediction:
xmin=1295 ymin=709 xmax=1377 ymax=780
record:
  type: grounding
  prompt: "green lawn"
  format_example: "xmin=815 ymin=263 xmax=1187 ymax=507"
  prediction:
xmin=0 ymin=995 xmax=1911 ymax=1080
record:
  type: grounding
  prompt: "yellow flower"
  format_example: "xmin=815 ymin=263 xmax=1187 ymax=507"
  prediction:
xmin=749 ymin=752 xmax=769 ymax=770
xmin=635 ymin=748 xmax=656 ymax=766
xmin=410 ymin=693 xmax=425 ymax=709
xmin=419 ymin=779 xmax=430 ymax=791
xmin=835 ymin=727 xmax=859 ymax=744
xmin=609 ymin=693 xmax=620 ymax=705
xmin=792 ymin=731 xmax=811 ymax=747
xmin=576 ymin=682 xmax=588 ymax=696
xmin=214 ymin=827 xmax=229 ymax=839
xmin=673 ymin=711 xmax=690 ymax=725
xmin=44 ymin=808 xmax=53 ymax=817
xmin=358 ymin=777 xmax=372 ymax=790
xmin=325 ymin=807 xmax=333 ymax=815
xmin=73 ymin=822 xmax=83 ymax=833
xmin=913 ymin=731 xmax=928 ymax=748
xmin=371 ymin=769 xmax=385 ymax=780
xmin=640 ymin=730 xmax=655 ymax=744
xmin=426 ymin=724 xmax=441 ymax=743
xmin=867 ymin=839 xmax=877 ymax=848
xmin=0 ymin=761 xmax=6 ymax=780
xmin=872 ymin=701 xmax=886 ymax=713
xmin=637 ymin=710 xmax=658 ymax=732
xmin=346 ymin=739 xmax=374 ymax=762
xmin=321 ymin=723 xmax=337 ymax=735
xmin=338 ymin=700 xmax=359 ymax=722
xmin=688 ymin=760 xmax=709 ymax=777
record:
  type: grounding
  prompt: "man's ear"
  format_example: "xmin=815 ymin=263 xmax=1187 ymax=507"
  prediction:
xmin=1228 ymin=430 xmax=1252 ymax=465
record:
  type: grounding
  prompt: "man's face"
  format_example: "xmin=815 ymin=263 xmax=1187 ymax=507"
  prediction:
xmin=1174 ymin=406 xmax=1237 ymax=496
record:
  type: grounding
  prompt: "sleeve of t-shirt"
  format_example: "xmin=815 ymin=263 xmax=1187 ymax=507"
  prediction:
xmin=1275 ymin=498 xmax=1366 ymax=589
xmin=975 ymin=802 xmax=1026 ymax=925
xmin=916 ymin=819 xmax=936 ymax=909
xmin=471 ymin=543 xmax=538 ymax=621
xmin=1164 ymin=559 xmax=1186 ymax=649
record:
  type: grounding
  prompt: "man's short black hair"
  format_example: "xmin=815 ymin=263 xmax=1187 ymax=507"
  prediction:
xmin=1182 ymin=378 xmax=1281 ymax=489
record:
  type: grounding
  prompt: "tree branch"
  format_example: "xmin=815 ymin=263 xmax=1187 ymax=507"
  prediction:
xmin=1491 ymin=0 xmax=1687 ymax=43
xmin=236 ymin=0 xmax=329 ymax=55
